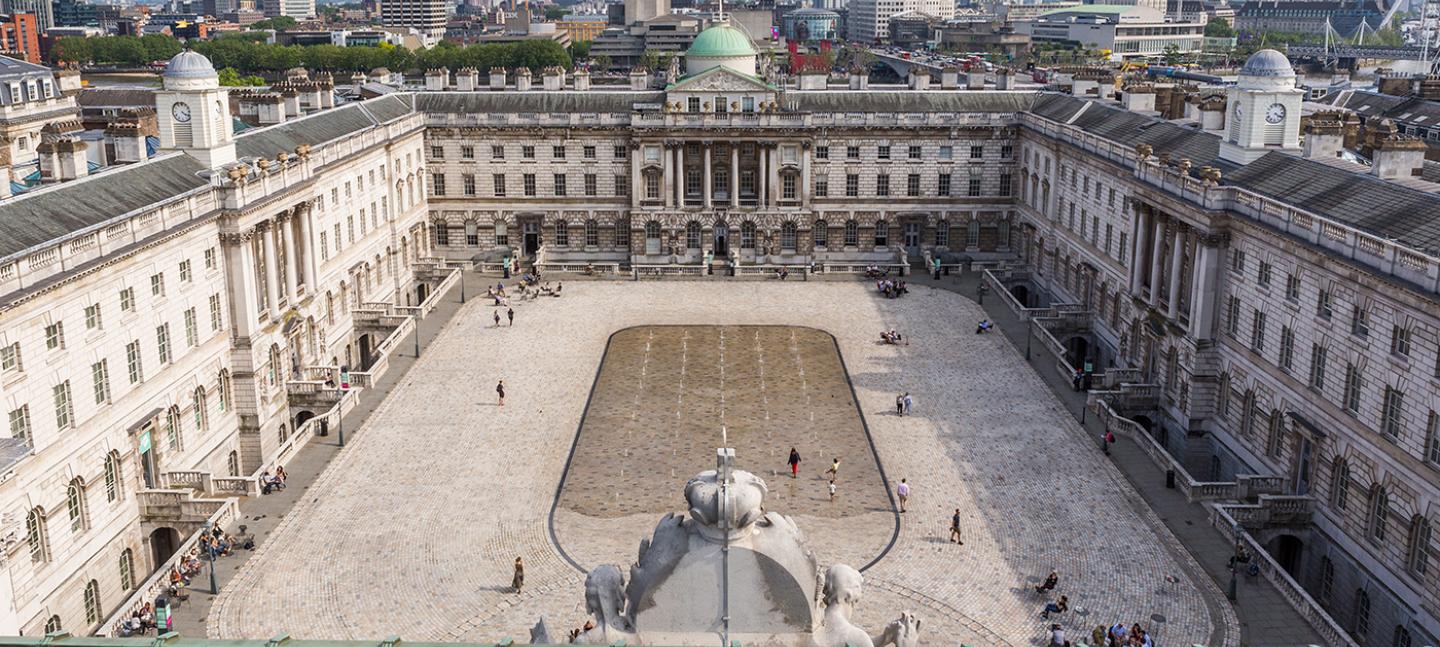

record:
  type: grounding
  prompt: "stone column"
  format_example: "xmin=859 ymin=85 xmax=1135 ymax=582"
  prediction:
xmin=676 ymin=143 xmax=686 ymax=206
xmin=261 ymin=221 xmax=281 ymax=317
xmin=280 ymin=211 xmax=299 ymax=305
xmin=1167 ymin=224 xmax=1186 ymax=318
xmin=1129 ymin=204 xmax=1149 ymax=296
xmin=703 ymin=142 xmax=713 ymax=208
xmin=298 ymin=202 xmax=318 ymax=291
xmin=663 ymin=142 xmax=675 ymax=209
xmin=221 ymin=230 xmax=260 ymax=337
xmin=730 ymin=145 xmax=739 ymax=208
xmin=1189 ymin=236 xmax=1223 ymax=339
xmin=631 ymin=146 xmax=642 ymax=209
xmin=767 ymin=144 xmax=780 ymax=206
xmin=801 ymin=143 xmax=812 ymax=205
xmin=1147 ymin=215 xmax=1166 ymax=309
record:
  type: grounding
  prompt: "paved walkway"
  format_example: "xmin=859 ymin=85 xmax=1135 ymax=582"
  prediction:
xmin=203 ymin=279 xmax=1235 ymax=647
xmin=168 ymin=275 xmax=471 ymax=639
xmin=904 ymin=269 xmax=1325 ymax=646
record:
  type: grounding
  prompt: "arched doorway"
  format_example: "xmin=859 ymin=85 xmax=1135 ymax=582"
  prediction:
xmin=1132 ymin=415 xmax=1154 ymax=433
xmin=713 ymin=220 xmax=729 ymax=256
xmin=416 ymin=283 xmax=428 ymax=305
xmin=294 ymin=410 xmax=316 ymax=434
xmin=358 ymin=334 xmax=374 ymax=371
xmin=1010 ymin=284 xmax=1030 ymax=307
xmin=149 ymin=527 xmax=180 ymax=568
xmin=1064 ymin=336 xmax=1090 ymax=369
xmin=1271 ymin=534 xmax=1304 ymax=576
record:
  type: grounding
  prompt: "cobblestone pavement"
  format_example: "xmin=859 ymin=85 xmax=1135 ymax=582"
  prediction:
xmin=210 ymin=281 xmax=1237 ymax=647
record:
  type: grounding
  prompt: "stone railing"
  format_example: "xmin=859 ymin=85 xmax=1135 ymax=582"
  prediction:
xmin=818 ymin=262 xmax=908 ymax=275
xmin=98 ymin=498 xmax=239 ymax=637
xmin=160 ymin=471 xmax=210 ymax=491
xmin=534 ymin=261 xmax=624 ymax=276
xmin=735 ymin=264 xmax=811 ymax=280
xmin=1210 ymin=504 xmax=1357 ymax=647
xmin=633 ymin=264 xmax=706 ymax=279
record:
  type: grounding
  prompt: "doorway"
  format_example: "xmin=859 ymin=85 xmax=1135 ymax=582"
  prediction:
xmin=149 ymin=527 xmax=180 ymax=568
xmin=523 ymin=220 xmax=541 ymax=256
xmin=1064 ymin=336 xmax=1090 ymax=369
xmin=903 ymin=222 xmax=921 ymax=257
xmin=1010 ymin=284 xmax=1030 ymax=308
xmin=713 ymin=220 xmax=729 ymax=256
xmin=358 ymin=334 xmax=374 ymax=371
xmin=138 ymin=425 xmax=157 ymax=489
xmin=1292 ymin=435 xmax=1314 ymax=495
xmin=1272 ymin=534 xmax=1304 ymax=577
xmin=416 ymin=283 xmax=428 ymax=305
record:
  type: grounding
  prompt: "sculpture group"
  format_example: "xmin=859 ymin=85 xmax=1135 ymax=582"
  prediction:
xmin=534 ymin=449 xmax=923 ymax=646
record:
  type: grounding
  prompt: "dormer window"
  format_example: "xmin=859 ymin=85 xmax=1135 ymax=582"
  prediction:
xmin=688 ymin=97 xmax=701 ymax=113
xmin=715 ymin=97 xmax=727 ymax=113
xmin=742 ymin=97 xmax=755 ymax=113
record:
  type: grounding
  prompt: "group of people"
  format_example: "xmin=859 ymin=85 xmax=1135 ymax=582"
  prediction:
xmin=880 ymin=330 xmax=907 ymax=345
xmin=863 ymin=265 xmax=892 ymax=278
xmin=259 ymin=466 xmax=287 ymax=495
xmin=115 ymin=601 xmax=162 ymax=636
xmin=876 ymin=279 xmax=909 ymax=298
xmin=772 ymin=267 xmax=793 ymax=280
xmin=1033 ymin=570 xmax=1156 ymax=647
xmin=894 ymin=392 xmax=914 ymax=416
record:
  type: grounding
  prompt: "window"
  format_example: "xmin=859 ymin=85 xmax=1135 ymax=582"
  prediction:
xmin=783 ymin=174 xmax=796 ymax=200
xmin=156 ymin=324 xmax=171 ymax=364
xmin=846 ymin=146 xmax=859 ymax=160
xmin=644 ymin=174 xmax=659 ymax=200
xmin=183 ymin=308 xmax=198 ymax=348
xmin=85 ymin=304 xmax=102 ymax=330
xmin=741 ymin=221 xmax=756 ymax=249
xmin=938 ymin=174 xmax=951 ymax=196
xmin=104 ymin=452 xmax=121 ymax=502
xmin=126 ymin=340 xmax=143 ymax=384
xmin=585 ymin=220 xmax=599 ymax=247
xmin=1354 ymin=589 xmax=1371 ymax=639
xmin=1230 ymin=249 xmax=1246 ymax=275
xmin=686 ymin=221 xmax=701 ymax=250
xmin=1251 ymin=310 xmax=1267 ymax=352
xmin=554 ymin=174 xmax=567 ymax=197
xmin=492 ymin=145 xmax=504 ymax=159
xmin=968 ymin=174 xmax=982 ymax=197
xmin=1341 ymin=364 xmax=1363 ymax=414
xmin=1331 ymin=459 xmax=1350 ymax=510
xmin=967 ymin=221 xmax=981 ymax=248
xmin=1309 ymin=343 xmax=1328 ymax=390
xmin=119 ymin=548 xmax=134 ymax=591
xmin=1407 ymin=516 xmax=1431 ymax=576
xmin=1395 ymin=625 xmax=1413 ymax=647
xmin=1390 ymin=325 xmax=1412 ymax=357
xmin=935 ymin=220 xmax=949 ymax=247
xmin=218 ymin=370 xmax=231 ymax=412
xmin=431 ymin=173 xmax=446 ymax=196
xmin=1369 ymin=486 xmax=1390 ymax=542
xmin=1318 ymin=289 xmax=1334 ymax=320
xmin=554 ymin=220 xmax=569 ymax=247
xmin=778 ymin=221 xmax=796 ymax=250
xmin=1217 ymin=373 xmax=1232 ymax=417
xmin=430 ymin=145 xmax=444 ymax=158
xmin=814 ymin=220 xmax=829 ymax=248
xmin=939 ymin=145 xmax=953 ymax=160
xmin=616 ymin=174 xmax=628 ymax=197
xmin=877 ymin=145 xmax=890 ymax=160
xmin=53 ymin=381 xmax=73 ymax=430
xmin=1382 ymin=387 xmax=1405 ymax=440
xmin=874 ymin=221 xmax=889 ymax=247
xmin=613 ymin=145 xmax=627 ymax=159
xmin=1 ymin=342 xmax=20 ymax=373
xmin=815 ymin=179 xmax=828 ymax=197
xmin=523 ymin=174 xmax=536 ymax=197
xmin=846 ymin=174 xmax=859 ymax=197
xmin=8 ymin=406 xmax=28 ymax=447
xmin=461 ymin=145 xmax=475 ymax=159
xmin=463 ymin=174 xmax=476 ymax=196
xmin=1266 ymin=410 xmax=1284 ymax=458
xmin=44 ymin=615 xmax=60 ymax=634
xmin=91 ymin=360 xmax=109 ymax=405
xmin=970 ymin=145 xmax=983 ymax=159
xmin=179 ymin=259 xmax=192 ymax=283
xmin=1226 ymin=297 xmax=1241 ymax=336
xmin=1258 ymin=261 xmax=1272 ymax=287
xmin=582 ymin=145 xmax=596 ymax=160
xmin=1352 ymin=306 xmax=1370 ymax=337
xmin=811 ymin=145 xmax=829 ymax=161
xmin=906 ymin=174 xmax=920 ymax=197
xmin=493 ymin=174 xmax=506 ymax=197
xmin=193 ymin=387 xmax=207 ymax=432
xmin=876 ymin=175 xmax=889 ymax=197
xmin=687 ymin=96 xmax=700 ymax=112
xmin=1286 ymin=274 xmax=1301 ymax=301
xmin=553 ymin=145 xmax=565 ymax=159
xmin=165 ymin=406 xmax=182 ymax=451
xmin=844 ymin=220 xmax=858 ymax=247
xmin=26 ymin=507 xmax=47 ymax=562
xmin=209 ymin=294 xmax=223 ymax=331
xmin=1001 ymin=145 xmax=1013 ymax=159
xmin=150 ymin=273 xmax=165 ymax=297
xmin=1000 ymin=172 xmax=1012 ymax=197
xmin=522 ymin=145 xmax=535 ymax=159
xmin=67 ymin=479 xmax=86 ymax=532
xmin=45 ymin=322 xmax=64 ymax=350
xmin=585 ymin=174 xmax=597 ymax=197
xmin=1279 ymin=326 xmax=1295 ymax=372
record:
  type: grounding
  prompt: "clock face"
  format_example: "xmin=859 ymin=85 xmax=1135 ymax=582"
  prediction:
xmin=171 ymin=102 xmax=191 ymax=123
xmin=1265 ymin=103 xmax=1286 ymax=124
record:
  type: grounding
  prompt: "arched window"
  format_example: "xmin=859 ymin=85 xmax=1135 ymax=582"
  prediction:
xmin=1266 ymin=409 xmax=1284 ymax=458
xmin=1240 ymin=390 xmax=1257 ymax=437
xmin=645 ymin=220 xmax=661 ymax=240
xmin=218 ymin=370 xmax=232 ymax=412
xmin=554 ymin=220 xmax=569 ymax=247
xmin=325 ymin=292 xmax=335 ymax=324
xmin=1407 ymin=515 xmax=1431 ymax=576
xmin=227 ymin=451 xmax=240 ymax=477
xmin=813 ymin=220 xmax=828 ymax=248
xmin=780 ymin=221 xmax=796 ymax=251
xmin=1354 ymin=589 xmax=1371 ymax=639
xmin=278 ymin=423 xmax=289 ymax=445
xmin=44 ymin=615 xmax=60 ymax=633
xmin=1368 ymin=485 xmax=1390 ymax=542
xmin=935 ymin=219 xmax=949 ymax=248
xmin=1395 ymin=625 xmax=1413 ymax=647
xmin=844 ymin=220 xmax=858 ymax=247
xmin=585 ymin=220 xmax=599 ymax=247
xmin=84 ymin=579 xmax=100 ymax=625
xmin=104 ymin=451 xmax=121 ymax=502
xmin=193 ymin=387 xmax=207 ymax=432
xmin=741 ymin=221 xmax=756 ymax=249
xmin=66 ymin=478 xmax=87 ymax=532
xmin=686 ymin=221 xmax=701 ymax=250
xmin=119 ymin=548 xmax=135 ymax=591
xmin=166 ymin=405 xmax=182 ymax=451
xmin=966 ymin=220 xmax=980 ymax=247
xmin=874 ymin=221 xmax=889 ymax=247
xmin=1217 ymin=373 xmax=1231 ymax=417
xmin=1331 ymin=458 xmax=1351 ymax=510
xmin=26 ymin=507 xmax=48 ymax=562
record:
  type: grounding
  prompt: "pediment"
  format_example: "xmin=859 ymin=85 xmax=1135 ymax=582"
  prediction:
xmin=667 ymin=66 xmax=775 ymax=94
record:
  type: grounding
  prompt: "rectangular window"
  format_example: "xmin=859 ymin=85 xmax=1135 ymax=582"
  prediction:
xmin=461 ymin=145 xmax=475 ymax=159
xmin=84 ymin=304 xmax=102 ymax=330
xmin=815 ymin=145 xmax=829 ymax=160
xmin=815 ymin=179 xmax=828 ymax=197
xmin=1104 ymin=224 xmax=1113 ymax=256
xmin=553 ymin=145 xmax=566 ymax=159
xmin=583 ymin=145 xmax=596 ymax=159
xmin=613 ymin=145 xmax=628 ymax=159
xmin=1001 ymin=145 xmax=1013 ymax=159
xmin=1251 ymin=309 xmax=1267 ymax=352
xmin=8 ymin=406 xmax=29 ymax=446
xmin=1279 ymin=326 xmax=1295 ymax=372
xmin=209 ymin=294 xmax=222 ymax=331
xmin=179 ymin=260 xmax=192 ymax=283
xmin=616 ymin=174 xmax=629 ymax=196
xmin=877 ymin=145 xmax=891 ymax=160
xmin=1351 ymin=305 xmax=1370 ymax=337
xmin=1000 ymin=172 xmax=1013 ymax=197
xmin=908 ymin=145 xmax=921 ymax=159
xmin=204 ymin=248 xmax=216 ymax=270
xmin=156 ymin=324 xmax=171 ymax=365
xmin=846 ymin=174 xmax=859 ymax=197
xmin=52 ymin=381 xmax=73 ymax=430
xmin=585 ymin=174 xmax=597 ymax=197
xmin=463 ymin=174 xmax=476 ymax=196
xmin=524 ymin=174 xmax=536 ymax=197
xmin=44 ymin=322 xmax=64 ymax=350
xmin=0 ymin=342 xmax=20 ymax=373
xmin=906 ymin=174 xmax=920 ymax=197
xmin=1309 ymin=343 xmax=1328 ymax=390
xmin=1426 ymin=411 xmax=1440 ymax=465
xmin=1226 ymin=297 xmax=1241 ymax=336
xmin=1382 ymin=387 xmax=1405 ymax=440
xmin=1343 ymin=364 xmax=1362 ymax=414
xmin=150 ymin=273 xmax=165 ymax=297
xmin=783 ymin=175 xmax=796 ymax=200
xmin=183 ymin=308 xmax=198 ymax=347
xmin=493 ymin=174 xmax=506 ymax=197
xmin=91 ymin=360 xmax=109 ymax=405
xmin=937 ymin=174 xmax=951 ymax=197
xmin=1391 ymin=325 xmax=1412 ymax=357
xmin=939 ymin=145 xmax=953 ymax=160
xmin=1119 ymin=232 xmax=1128 ymax=264
xmin=1286 ymin=274 xmax=1301 ymax=301
xmin=970 ymin=145 xmax=984 ymax=159
xmin=645 ymin=174 xmax=660 ymax=200
xmin=522 ymin=145 xmax=535 ymax=159
xmin=554 ymin=174 xmax=567 ymax=197
xmin=875 ymin=175 xmax=889 ymax=197
xmin=968 ymin=175 xmax=982 ymax=197
xmin=492 ymin=145 xmax=504 ymax=159
xmin=1230 ymin=249 xmax=1245 ymax=275
xmin=430 ymin=145 xmax=444 ymax=159
xmin=1258 ymin=261 xmax=1272 ymax=287
xmin=431 ymin=173 xmax=446 ymax=196
xmin=846 ymin=146 xmax=860 ymax=160
xmin=1317 ymin=289 xmax=1333 ymax=320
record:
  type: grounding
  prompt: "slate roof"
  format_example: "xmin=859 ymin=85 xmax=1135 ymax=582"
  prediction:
xmin=75 ymin=88 xmax=157 ymax=109
xmin=0 ymin=153 xmax=208 ymax=260
xmin=0 ymin=55 xmax=53 ymax=78
xmin=235 ymin=97 xmax=405 ymax=159
xmin=790 ymin=91 xmax=1037 ymax=113
xmin=1030 ymin=94 xmax=1219 ymax=162
xmin=0 ymin=437 xmax=28 ymax=473
xmin=414 ymin=91 xmax=665 ymax=114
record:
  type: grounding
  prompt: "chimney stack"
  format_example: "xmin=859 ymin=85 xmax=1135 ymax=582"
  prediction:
xmin=1120 ymin=84 xmax=1156 ymax=113
xmin=797 ymin=69 xmax=826 ymax=90
xmin=317 ymin=72 xmax=335 ymax=108
xmin=257 ymin=93 xmax=286 ymax=125
xmin=40 ymin=137 xmax=88 ymax=182
xmin=848 ymin=66 xmax=868 ymax=90
xmin=995 ymin=68 xmax=1013 ymax=90
xmin=1371 ymin=132 xmax=1427 ymax=179
xmin=515 ymin=67 xmax=533 ymax=91
xmin=573 ymin=68 xmax=591 ymax=91
xmin=908 ymin=68 xmax=930 ymax=91
xmin=629 ymin=68 xmax=649 ymax=90
xmin=966 ymin=70 xmax=985 ymax=90
xmin=456 ymin=67 xmax=479 ymax=91
xmin=424 ymin=67 xmax=450 ymax=91
xmin=106 ymin=121 xmax=147 ymax=164
xmin=489 ymin=67 xmax=508 ymax=90
xmin=542 ymin=66 xmax=564 ymax=91
xmin=941 ymin=66 xmax=959 ymax=89
xmin=1303 ymin=113 xmax=1346 ymax=160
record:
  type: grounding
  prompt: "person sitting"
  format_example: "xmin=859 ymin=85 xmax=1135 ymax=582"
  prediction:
xmin=976 ymin=319 xmax=993 ymax=334
xmin=1035 ymin=570 xmax=1059 ymax=593
xmin=897 ymin=280 xmax=908 ymax=295
xmin=583 ymin=263 xmax=595 ymax=276
xmin=554 ymin=282 xmax=562 ymax=296
xmin=275 ymin=466 xmax=288 ymax=484
xmin=1041 ymin=594 xmax=1069 ymax=619
xmin=260 ymin=470 xmax=275 ymax=494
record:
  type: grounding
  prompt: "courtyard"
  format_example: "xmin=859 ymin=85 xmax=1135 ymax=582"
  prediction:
xmin=208 ymin=280 xmax=1236 ymax=646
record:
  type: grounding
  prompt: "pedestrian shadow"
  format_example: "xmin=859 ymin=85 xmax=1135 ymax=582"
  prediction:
xmin=475 ymin=585 xmax=518 ymax=593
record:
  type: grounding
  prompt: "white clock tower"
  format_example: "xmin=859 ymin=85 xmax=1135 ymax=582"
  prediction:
xmin=155 ymin=50 xmax=236 ymax=169
xmin=1219 ymin=49 xmax=1304 ymax=165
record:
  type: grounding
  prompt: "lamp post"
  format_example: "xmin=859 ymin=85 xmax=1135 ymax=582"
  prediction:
xmin=413 ymin=316 xmax=421 ymax=358
xmin=206 ymin=529 xmax=219 ymax=595
xmin=1227 ymin=522 xmax=1241 ymax=602
xmin=1024 ymin=318 xmax=1034 ymax=361
xmin=459 ymin=267 xmax=466 ymax=304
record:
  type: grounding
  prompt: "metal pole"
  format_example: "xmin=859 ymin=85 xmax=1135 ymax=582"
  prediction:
xmin=413 ymin=316 xmax=421 ymax=358
xmin=1227 ymin=522 xmax=1240 ymax=601
xmin=337 ymin=406 xmax=346 ymax=448
xmin=459 ymin=268 xmax=466 ymax=304
xmin=207 ymin=541 xmax=218 ymax=594
xmin=1025 ymin=318 xmax=1033 ymax=361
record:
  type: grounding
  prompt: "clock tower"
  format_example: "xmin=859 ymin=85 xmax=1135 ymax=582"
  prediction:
xmin=156 ymin=50 xmax=236 ymax=169
xmin=1219 ymin=49 xmax=1303 ymax=165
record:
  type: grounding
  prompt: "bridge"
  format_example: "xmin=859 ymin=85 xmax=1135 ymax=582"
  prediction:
xmin=867 ymin=49 xmax=949 ymax=78
xmin=1287 ymin=43 xmax=1429 ymax=62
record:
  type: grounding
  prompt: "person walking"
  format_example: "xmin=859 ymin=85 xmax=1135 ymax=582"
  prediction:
xmin=895 ymin=479 xmax=910 ymax=513
xmin=512 ymin=556 xmax=525 ymax=594
xmin=828 ymin=478 xmax=836 ymax=502
xmin=902 ymin=393 xmax=913 ymax=416
xmin=507 ymin=307 xmax=515 ymax=326
xmin=787 ymin=448 xmax=801 ymax=479
xmin=496 ymin=379 xmax=506 ymax=407
xmin=493 ymin=310 xmax=501 ymax=327
xmin=895 ymin=394 xmax=905 ymax=416
xmin=949 ymin=508 xmax=964 ymax=545
xmin=824 ymin=457 xmax=841 ymax=481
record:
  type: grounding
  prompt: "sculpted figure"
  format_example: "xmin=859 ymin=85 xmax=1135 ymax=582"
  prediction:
xmin=529 ymin=616 xmax=552 ymax=645
xmin=873 ymin=611 xmax=922 ymax=647
xmin=813 ymin=565 xmax=873 ymax=647
xmin=574 ymin=564 xmax=635 ymax=644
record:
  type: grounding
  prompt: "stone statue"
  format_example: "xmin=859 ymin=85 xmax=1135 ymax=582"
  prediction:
xmin=574 ymin=565 xmax=635 ymax=644
xmin=666 ymin=56 xmax=680 ymax=84
xmin=813 ymin=565 xmax=873 ymax=647
xmin=529 ymin=617 xmax=553 ymax=645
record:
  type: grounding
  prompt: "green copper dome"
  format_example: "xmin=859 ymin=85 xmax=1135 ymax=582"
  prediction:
xmin=687 ymin=24 xmax=757 ymax=58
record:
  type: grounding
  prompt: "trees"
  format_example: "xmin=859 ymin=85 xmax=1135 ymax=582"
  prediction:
xmin=543 ymin=6 xmax=568 ymax=20
xmin=217 ymin=67 xmax=266 ymax=86
xmin=1204 ymin=17 xmax=1235 ymax=38
xmin=249 ymin=16 xmax=298 ymax=31
xmin=1161 ymin=43 xmax=1183 ymax=65
xmin=568 ymin=40 xmax=590 ymax=61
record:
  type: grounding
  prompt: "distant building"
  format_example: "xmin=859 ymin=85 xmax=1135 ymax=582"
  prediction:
xmin=780 ymin=7 xmax=840 ymax=41
xmin=1024 ymin=4 xmax=1205 ymax=60
xmin=888 ymin=11 xmax=936 ymax=48
xmin=938 ymin=18 xmax=1030 ymax=57
xmin=590 ymin=13 xmax=704 ymax=68
xmin=0 ymin=55 xmax=80 ymax=166
xmin=625 ymin=0 xmax=669 ymax=24
xmin=0 ymin=12 xmax=39 ymax=63
xmin=260 ymin=0 xmax=314 ymax=19
xmin=557 ymin=13 xmax=609 ymax=42
xmin=1233 ymin=0 xmax=1383 ymax=37
xmin=380 ymin=0 xmax=445 ymax=45
xmin=2 ymin=0 xmax=49 ymax=28
xmin=846 ymin=0 xmax=953 ymax=43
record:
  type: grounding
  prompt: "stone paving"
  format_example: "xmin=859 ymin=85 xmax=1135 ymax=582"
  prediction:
xmin=209 ymin=281 xmax=1237 ymax=647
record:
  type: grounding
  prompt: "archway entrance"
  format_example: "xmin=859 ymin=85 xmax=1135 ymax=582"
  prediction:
xmin=1010 ymin=284 xmax=1030 ymax=307
xmin=416 ymin=283 xmax=428 ymax=305
xmin=1272 ymin=534 xmax=1305 ymax=576
xmin=358 ymin=334 xmax=374 ymax=371
xmin=1064 ymin=336 xmax=1090 ymax=370
xmin=713 ymin=220 xmax=729 ymax=256
xmin=149 ymin=527 xmax=181 ymax=569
